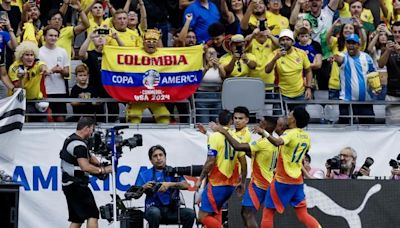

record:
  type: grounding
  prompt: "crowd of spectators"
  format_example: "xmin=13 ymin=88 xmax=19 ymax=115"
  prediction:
xmin=0 ymin=0 xmax=399 ymax=124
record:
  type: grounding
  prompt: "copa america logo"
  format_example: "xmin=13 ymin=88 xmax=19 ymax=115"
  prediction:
xmin=143 ymin=69 xmax=160 ymax=89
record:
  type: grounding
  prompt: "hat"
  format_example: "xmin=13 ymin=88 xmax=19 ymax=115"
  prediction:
xmin=35 ymin=102 xmax=49 ymax=113
xmin=230 ymin=34 xmax=245 ymax=43
xmin=345 ymin=34 xmax=360 ymax=43
xmin=279 ymin=29 xmax=294 ymax=41
xmin=144 ymin=29 xmax=161 ymax=41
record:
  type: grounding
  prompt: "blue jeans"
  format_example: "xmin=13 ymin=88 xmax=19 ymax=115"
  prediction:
xmin=144 ymin=206 xmax=195 ymax=228
xmin=281 ymin=94 xmax=305 ymax=114
xmin=195 ymin=92 xmax=221 ymax=123
xmin=329 ymin=89 xmax=340 ymax=100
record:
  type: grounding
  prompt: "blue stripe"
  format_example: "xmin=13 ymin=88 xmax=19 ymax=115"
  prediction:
xmin=343 ymin=55 xmax=352 ymax=101
xmin=354 ymin=56 xmax=366 ymax=101
xmin=101 ymin=70 xmax=203 ymax=87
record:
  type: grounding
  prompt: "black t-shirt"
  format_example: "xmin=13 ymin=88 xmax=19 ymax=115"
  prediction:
xmin=83 ymin=50 xmax=110 ymax=98
xmin=144 ymin=0 xmax=169 ymax=26
xmin=70 ymin=85 xmax=99 ymax=115
xmin=0 ymin=5 xmax=21 ymax=32
xmin=386 ymin=53 xmax=400 ymax=97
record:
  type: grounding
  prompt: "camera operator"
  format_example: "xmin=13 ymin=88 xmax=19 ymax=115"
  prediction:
xmin=60 ymin=117 xmax=113 ymax=228
xmin=325 ymin=147 xmax=370 ymax=179
xmin=134 ymin=145 xmax=195 ymax=228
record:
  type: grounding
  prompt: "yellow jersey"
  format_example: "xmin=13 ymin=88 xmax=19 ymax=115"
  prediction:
xmin=265 ymin=11 xmax=289 ymax=36
xmin=248 ymin=39 xmax=275 ymax=90
xmin=267 ymin=47 xmax=310 ymax=98
xmin=249 ymin=138 xmax=278 ymax=189
xmin=106 ymin=28 xmax=142 ymax=47
xmin=338 ymin=3 xmax=374 ymax=24
xmin=275 ymin=128 xmax=311 ymax=184
xmin=219 ymin=53 xmax=257 ymax=77
xmin=207 ymin=128 xmax=245 ymax=186
xmin=9 ymin=60 xmax=46 ymax=100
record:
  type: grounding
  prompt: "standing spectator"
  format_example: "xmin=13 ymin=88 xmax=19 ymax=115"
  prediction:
xmin=265 ymin=29 xmax=313 ymax=111
xmin=195 ymin=47 xmax=224 ymax=123
xmin=326 ymin=19 xmax=365 ymax=99
xmin=378 ymin=21 xmax=400 ymax=124
xmin=184 ymin=0 xmax=221 ymax=44
xmin=0 ymin=0 xmax=21 ymax=32
xmin=294 ymin=27 xmax=322 ymax=76
xmin=206 ymin=22 xmax=228 ymax=58
xmin=143 ymin=0 xmax=170 ymax=46
xmin=69 ymin=64 xmax=101 ymax=121
xmin=220 ymin=34 xmax=257 ymax=78
xmin=241 ymin=0 xmax=267 ymax=35
xmin=220 ymin=0 xmax=244 ymax=35
xmin=108 ymin=9 xmax=141 ymax=47
xmin=9 ymin=41 xmax=49 ymax=122
xmin=39 ymin=26 xmax=70 ymax=122
xmin=247 ymin=28 xmax=279 ymax=93
xmin=266 ymin=0 xmax=289 ymax=36
xmin=174 ymin=13 xmax=197 ymax=47
xmin=79 ymin=29 xmax=123 ymax=122
xmin=334 ymin=34 xmax=377 ymax=124
xmin=0 ymin=15 xmax=17 ymax=97
xmin=125 ymin=29 xmax=170 ymax=124
xmin=292 ymin=0 xmax=340 ymax=90
xmin=39 ymin=5 xmax=90 ymax=58
xmin=124 ymin=0 xmax=147 ymax=36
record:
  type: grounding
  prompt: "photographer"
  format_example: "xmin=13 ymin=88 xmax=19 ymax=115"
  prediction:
xmin=60 ymin=117 xmax=113 ymax=228
xmin=135 ymin=145 xmax=195 ymax=228
xmin=325 ymin=147 xmax=370 ymax=179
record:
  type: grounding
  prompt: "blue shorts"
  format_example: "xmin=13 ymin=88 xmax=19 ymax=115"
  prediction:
xmin=264 ymin=180 xmax=305 ymax=213
xmin=200 ymin=183 xmax=235 ymax=213
xmin=242 ymin=181 xmax=267 ymax=210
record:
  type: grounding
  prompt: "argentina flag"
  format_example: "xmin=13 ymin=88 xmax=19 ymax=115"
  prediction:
xmin=0 ymin=88 xmax=25 ymax=161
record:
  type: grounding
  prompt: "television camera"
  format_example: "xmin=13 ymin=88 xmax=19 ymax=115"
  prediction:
xmin=88 ymin=125 xmax=143 ymax=160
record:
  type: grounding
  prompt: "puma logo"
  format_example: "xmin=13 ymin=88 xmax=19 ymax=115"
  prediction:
xmin=304 ymin=184 xmax=382 ymax=227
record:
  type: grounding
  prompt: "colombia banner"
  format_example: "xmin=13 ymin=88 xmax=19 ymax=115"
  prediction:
xmin=101 ymin=45 xmax=203 ymax=102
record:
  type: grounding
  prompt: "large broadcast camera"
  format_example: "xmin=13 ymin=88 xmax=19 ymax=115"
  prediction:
xmin=88 ymin=126 xmax=143 ymax=160
xmin=389 ymin=154 xmax=400 ymax=169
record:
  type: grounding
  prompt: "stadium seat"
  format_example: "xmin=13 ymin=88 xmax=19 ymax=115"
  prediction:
xmin=306 ymin=104 xmax=324 ymax=123
xmin=324 ymin=105 xmax=340 ymax=123
xmin=221 ymin=77 xmax=266 ymax=118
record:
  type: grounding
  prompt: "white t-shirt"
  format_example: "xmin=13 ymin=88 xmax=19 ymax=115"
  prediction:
xmin=39 ymin=46 xmax=70 ymax=94
xmin=306 ymin=7 xmax=335 ymax=44
xmin=199 ymin=67 xmax=222 ymax=91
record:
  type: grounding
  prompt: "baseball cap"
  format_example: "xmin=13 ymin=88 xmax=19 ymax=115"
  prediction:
xmin=345 ymin=34 xmax=360 ymax=44
xmin=279 ymin=29 xmax=294 ymax=41
xmin=230 ymin=34 xmax=245 ymax=43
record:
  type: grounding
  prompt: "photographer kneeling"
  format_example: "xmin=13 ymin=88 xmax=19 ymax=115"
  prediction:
xmin=325 ymin=147 xmax=371 ymax=179
xmin=60 ymin=117 xmax=113 ymax=228
xmin=135 ymin=145 xmax=195 ymax=228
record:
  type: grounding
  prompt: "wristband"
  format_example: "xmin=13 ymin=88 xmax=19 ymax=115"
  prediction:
xmin=263 ymin=130 xmax=270 ymax=138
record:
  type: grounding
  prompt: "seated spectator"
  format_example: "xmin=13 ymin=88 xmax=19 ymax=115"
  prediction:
xmin=183 ymin=0 xmax=221 ymax=44
xmin=195 ymin=47 xmax=224 ymax=123
xmin=125 ymin=29 xmax=170 ymax=124
xmin=302 ymin=153 xmax=325 ymax=179
xmin=9 ymin=41 xmax=49 ymax=122
xmin=334 ymin=34 xmax=379 ymax=124
xmin=69 ymin=64 xmax=102 ymax=122
xmin=325 ymin=146 xmax=370 ymax=179
xmin=219 ymin=34 xmax=256 ymax=78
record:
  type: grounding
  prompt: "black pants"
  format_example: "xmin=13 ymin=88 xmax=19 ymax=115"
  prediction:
xmin=144 ymin=206 xmax=195 ymax=228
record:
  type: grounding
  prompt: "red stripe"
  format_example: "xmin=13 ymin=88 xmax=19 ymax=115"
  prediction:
xmin=249 ymin=180 xmax=260 ymax=210
xmin=295 ymin=200 xmax=307 ymax=208
xmin=207 ymin=182 xmax=219 ymax=213
xmin=270 ymin=180 xmax=284 ymax=213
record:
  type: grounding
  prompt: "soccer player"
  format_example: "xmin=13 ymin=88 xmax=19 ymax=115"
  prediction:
xmin=210 ymin=116 xmax=279 ymax=228
xmin=260 ymin=106 xmax=320 ymax=228
xmin=195 ymin=110 xmax=246 ymax=228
